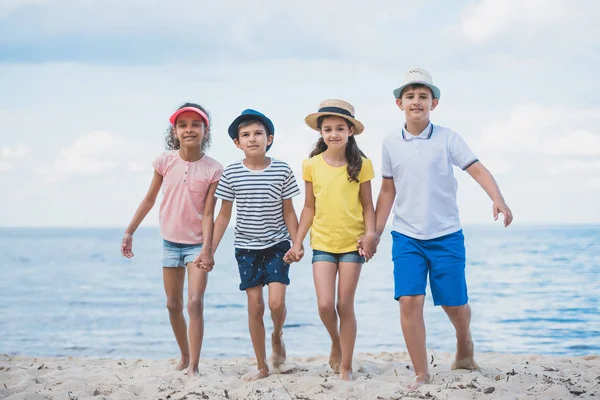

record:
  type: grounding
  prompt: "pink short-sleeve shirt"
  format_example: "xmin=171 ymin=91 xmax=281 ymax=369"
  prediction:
xmin=152 ymin=151 xmax=223 ymax=244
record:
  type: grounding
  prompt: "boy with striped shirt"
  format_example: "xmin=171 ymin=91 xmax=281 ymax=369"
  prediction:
xmin=211 ymin=109 xmax=301 ymax=381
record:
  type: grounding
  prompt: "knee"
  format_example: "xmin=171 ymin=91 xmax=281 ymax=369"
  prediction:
xmin=187 ymin=295 xmax=204 ymax=317
xmin=269 ymin=298 xmax=285 ymax=316
xmin=166 ymin=299 xmax=184 ymax=314
xmin=248 ymin=301 xmax=265 ymax=320
xmin=443 ymin=304 xmax=469 ymax=319
xmin=318 ymin=300 xmax=335 ymax=316
xmin=400 ymin=296 xmax=423 ymax=317
xmin=336 ymin=300 xmax=354 ymax=317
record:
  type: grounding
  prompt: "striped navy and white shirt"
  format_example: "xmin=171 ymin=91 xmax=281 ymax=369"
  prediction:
xmin=215 ymin=158 xmax=300 ymax=249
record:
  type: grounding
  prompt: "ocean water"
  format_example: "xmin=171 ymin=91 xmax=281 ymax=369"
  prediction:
xmin=0 ymin=226 xmax=598 ymax=360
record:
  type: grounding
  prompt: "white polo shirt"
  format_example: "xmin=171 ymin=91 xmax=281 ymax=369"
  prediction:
xmin=381 ymin=122 xmax=478 ymax=240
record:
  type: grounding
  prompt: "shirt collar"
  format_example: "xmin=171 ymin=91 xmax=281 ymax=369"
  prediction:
xmin=401 ymin=122 xmax=434 ymax=141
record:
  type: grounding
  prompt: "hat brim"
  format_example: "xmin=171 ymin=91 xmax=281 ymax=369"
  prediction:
xmin=393 ymin=81 xmax=441 ymax=100
xmin=304 ymin=112 xmax=365 ymax=135
xmin=228 ymin=113 xmax=275 ymax=151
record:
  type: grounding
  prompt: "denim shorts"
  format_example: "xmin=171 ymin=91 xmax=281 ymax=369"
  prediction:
xmin=235 ymin=241 xmax=291 ymax=291
xmin=392 ymin=230 xmax=467 ymax=306
xmin=312 ymin=249 xmax=365 ymax=264
xmin=162 ymin=239 xmax=203 ymax=267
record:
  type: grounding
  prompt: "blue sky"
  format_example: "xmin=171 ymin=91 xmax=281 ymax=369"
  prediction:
xmin=1 ymin=0 xmax=599 ymax=227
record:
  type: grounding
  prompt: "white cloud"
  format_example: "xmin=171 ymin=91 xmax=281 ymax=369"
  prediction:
xmin=477 ymin=103 xmax=600 ymax=157
xmin=0 ymin=0 xmax=47 ymax=18
xmin=49 ymin=131 xmax=153 ymax=178
xmin=0 ymin=145 xmax=29 ymax=171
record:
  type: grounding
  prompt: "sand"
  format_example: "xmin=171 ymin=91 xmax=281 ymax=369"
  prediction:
xmin=1 ymin=352 xmax=598 ymax=399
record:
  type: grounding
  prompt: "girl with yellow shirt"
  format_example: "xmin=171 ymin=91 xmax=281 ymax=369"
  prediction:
xmin=285 ymin=99 xmax=377 ymax=381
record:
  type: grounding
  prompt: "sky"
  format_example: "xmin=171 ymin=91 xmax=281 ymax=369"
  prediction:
xmin=1 ymin=0 xmax=599 ymax=227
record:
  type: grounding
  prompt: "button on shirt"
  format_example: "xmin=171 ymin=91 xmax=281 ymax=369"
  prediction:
xmin=381 ymin=123 xmax=478 ymax=240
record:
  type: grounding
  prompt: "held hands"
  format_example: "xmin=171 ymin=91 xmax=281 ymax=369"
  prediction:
xmin=357 ymin=233 xmax=379 ymax=262
xmin=493 ymin=200 xmax=513 ymax=227
xmin=283 ymin=244 xmax=304 ymax=264
xmin=194 ymin=248 xmax=215 ymax=271
xmin=120 ymin=233 xmax=134 ymax=258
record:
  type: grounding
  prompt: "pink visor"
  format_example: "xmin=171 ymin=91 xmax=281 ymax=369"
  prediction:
xmin=169 ymin=107 xmax=210 ymax=127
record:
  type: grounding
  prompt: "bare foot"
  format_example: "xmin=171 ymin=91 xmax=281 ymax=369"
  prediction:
xmin=243 ymin=367 xmax=269 ymax=382
xmin=451 ymin=337 xmax=480 ymax=370
xmin=407 ymin=373 xmax=431 ymax=390
xmin=175 ymin=357 xmax=189 ymax=371
xmin=340 ymin=367 xmax=353 ymax=381
xmin=187 ymin=366 xmax=199 ymax=377
xmin=329 ymin=343 xmax=342 ymax=373
xmin=271 ymin=332 xmax=286 ymax=368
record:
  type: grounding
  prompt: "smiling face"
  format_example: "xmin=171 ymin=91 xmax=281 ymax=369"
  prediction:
xmin=319 ymin=116 xmax=354 ymax=149
xmin=174 ymin=111 xmax=206 ymax=149
xmin=234 ymin=121 xmax=273 ymax=156
xmin=396 ymin=85 xmax=439 ymax=125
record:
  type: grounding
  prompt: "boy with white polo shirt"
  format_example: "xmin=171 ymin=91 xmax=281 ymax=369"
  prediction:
xmin=372 ymin=68 xmax=513 ymax=389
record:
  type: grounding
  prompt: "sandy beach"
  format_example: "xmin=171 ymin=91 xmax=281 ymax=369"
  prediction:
xmin=1 ymin=351 xmax=598 ymax=399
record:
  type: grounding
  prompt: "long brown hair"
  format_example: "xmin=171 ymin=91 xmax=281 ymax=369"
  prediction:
xmin=309 ymin=116 xmax=366 ymax=182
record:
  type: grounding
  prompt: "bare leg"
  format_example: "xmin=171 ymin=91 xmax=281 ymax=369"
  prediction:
xmin=163 ymin=267 xmax=189 ymax=370
xmin=313 ymin=262 xmax=342 ymax=373
xmin=443 ymin=304 xmax=479 ymax=370
xmin=336 ymin=261 xmax=362 ymax=381
xmin=267 ymin=282 xmax=287 ymax=368
xmin=244 ymin=286 xmax=269 ymax=381
xmin=399 ymin=295 xmax=430 ymax=389
xmin=186 ymin=262 xmax=209 ymax=377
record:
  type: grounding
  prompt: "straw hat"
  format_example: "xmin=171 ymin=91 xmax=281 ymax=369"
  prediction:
xmin=393 ymin=68 xmax=441 ymax=100
xmin=305 ymin=99 xmax=364 ymax=135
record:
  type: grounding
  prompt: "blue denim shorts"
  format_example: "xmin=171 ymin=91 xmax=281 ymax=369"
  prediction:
xmin=162 ymin=239 xmax=203 ymax=268
xmin=392 ymin=230 xmax=467 ymax=306
xmin=235 ymin=241 xmax=291 ymax=291
xmin=312 ymin=249 xmax=365 ymax=264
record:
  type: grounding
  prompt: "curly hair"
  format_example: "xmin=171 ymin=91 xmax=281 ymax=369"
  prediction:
xmin=165 ymin=102 xmax=212 ymax=151
xmin=309 ymin=116 xmax=367 ymax=183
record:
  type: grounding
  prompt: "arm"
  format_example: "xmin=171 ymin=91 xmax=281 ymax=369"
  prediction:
xmin=121 ymin=171 xmax=163 ymax=258
xmin=358 ymin=180 xmax=377 ymax=261
xmin=466 ymin=161 xmax=513 ymax=227
xmin=282 ymin=198 xmax=302 ymax=263
xmin=196 ymin=182 xmax=219 ymax=270
xmin=375 ymin=178 xmax=396 ymax=238
xmin=285 ymin=181 xmax=315 ymax=262
xmin=211 ymin=199 xmax=233 ymax=252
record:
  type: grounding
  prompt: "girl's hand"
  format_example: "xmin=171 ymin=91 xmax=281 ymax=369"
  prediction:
xmin=358 ymin=234 xmax=378 ymax=262
xmin=493 ymin=200 xmax=513 ymax=227
xmin=196 ymin=249 xmax=214 ymax=271
xmin=121 ymin=234 xmax=134 ymax=258
xmin=283 ymin=245 xmax=304 ymax=264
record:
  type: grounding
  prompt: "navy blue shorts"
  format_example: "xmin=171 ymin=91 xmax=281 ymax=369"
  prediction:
xmin=235 ymin=241 xmax=291 ymax=291
xmin=392 ymin=230 xmax=468 ymax=306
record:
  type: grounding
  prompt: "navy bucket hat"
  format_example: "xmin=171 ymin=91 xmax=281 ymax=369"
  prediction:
xmin=228 ymin=109 xmax=275 ymax=152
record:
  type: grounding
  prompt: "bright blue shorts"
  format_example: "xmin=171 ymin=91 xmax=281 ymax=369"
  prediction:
xmin=392 ymin=230 xmax=468 ymax=306
xmin=162 ymin=240 xmax=203 ymax=268
xmin=235 ymin=241 xmax=291 ymax=291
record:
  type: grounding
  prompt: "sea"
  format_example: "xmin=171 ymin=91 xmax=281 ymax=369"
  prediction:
xmin=1 ymin=226 xmax=599 ymax=360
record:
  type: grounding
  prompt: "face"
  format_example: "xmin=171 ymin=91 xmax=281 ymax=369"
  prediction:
xmin=234 ymin=122 xmax=273 ymax=155
xmin=319 ymin=116 xmax=354 ymax=149
xmin=396 ymin=87 xmax=439 ymax=123
xmin=174 ymin=111 xmax=206 ymax=149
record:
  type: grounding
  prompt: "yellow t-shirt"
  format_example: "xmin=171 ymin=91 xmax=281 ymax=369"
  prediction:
xmin=302 ymin=153 xmax=375 ymax=253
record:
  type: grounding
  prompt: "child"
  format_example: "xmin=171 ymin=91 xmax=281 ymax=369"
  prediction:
xmin=285 ymin=99 xmax=377 ymax=381
xmin=372 ymin=68 xmax=513 ymax=389
xmin=210 ymin=109 xmax=300 ymax=381
xmin=120 ymin=103 xmax=223 ymax=377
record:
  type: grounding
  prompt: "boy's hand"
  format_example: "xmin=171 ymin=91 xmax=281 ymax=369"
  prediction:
xmin=493 ymin=200 xmax=513 ymax=227
xmin=358 ymin=233 xmax=378 ymax=262
xmin=195 ymin=249 xmax=214 ymax=271
xmin=121 ymin=233 xmax=134 ymax=258
xmin=283 ymin=244 xmax=304 ymax=264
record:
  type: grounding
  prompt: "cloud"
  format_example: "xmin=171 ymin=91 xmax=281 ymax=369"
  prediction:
xmin=47 ymin=131 xmax=153 ymax=179
xmin=0 ymin=145 xmax=29 ymax=171
xmin=477 ymin=103 xmax=600 ymax=158
xmin=0 ymin=0 xmax=47 ymax=18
